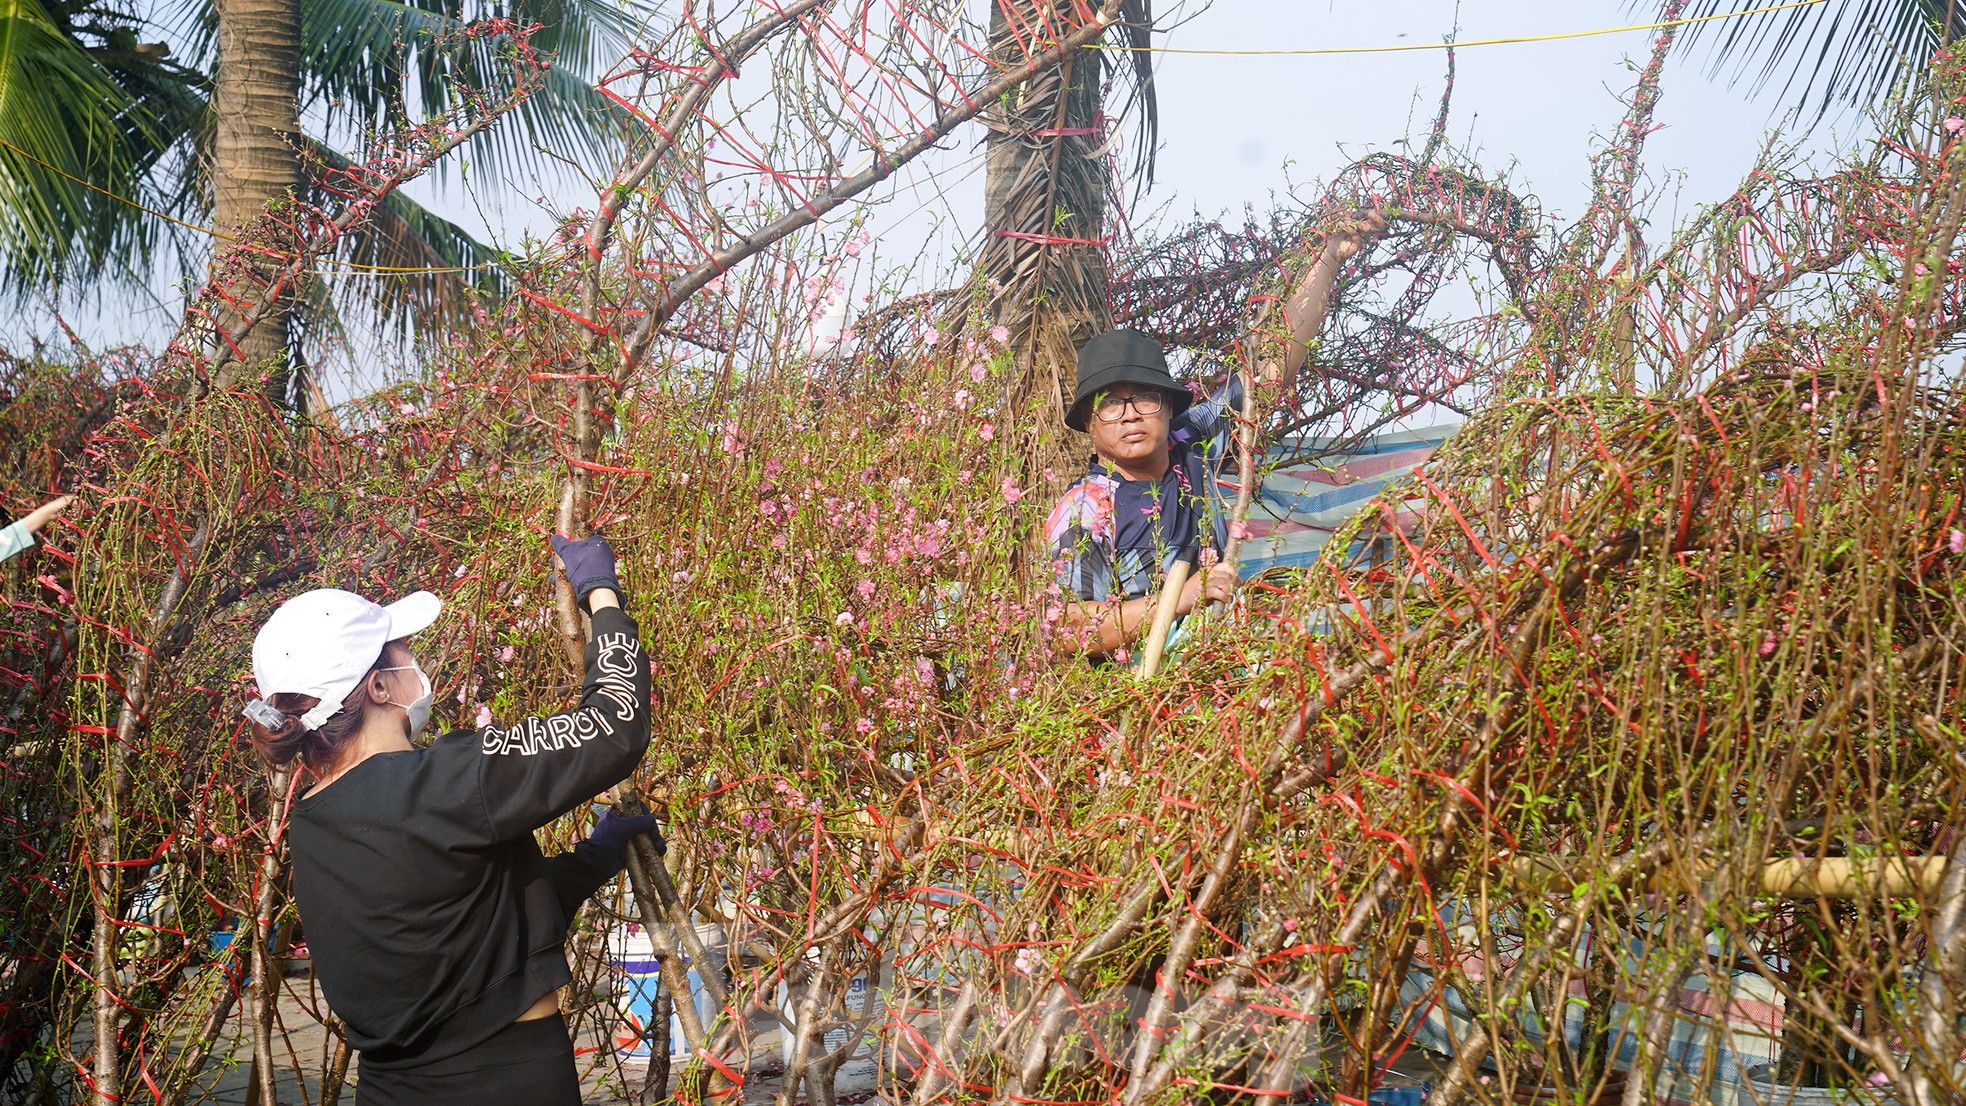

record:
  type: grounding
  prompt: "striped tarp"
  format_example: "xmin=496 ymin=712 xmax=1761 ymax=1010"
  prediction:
xmin=1235 ymin=424 xmax=1460 ymax=573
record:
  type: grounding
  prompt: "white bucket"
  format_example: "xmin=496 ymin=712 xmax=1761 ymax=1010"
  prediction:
xmin=776 ymin=967 xmax=886 ymax=1067
xmin=764 ymin=892 xmax=997 ymax=1097
xmin=609 ymin=921 xmax=727 ymax=1062
xmin=779 ymin=892 xmax=973 ymax=1067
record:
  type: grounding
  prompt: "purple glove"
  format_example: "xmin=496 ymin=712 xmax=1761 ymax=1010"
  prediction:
xmin=589 ymin=809 xmax=664 ymax=855
xmin=550 ymin=532 xmax=624 ymax=612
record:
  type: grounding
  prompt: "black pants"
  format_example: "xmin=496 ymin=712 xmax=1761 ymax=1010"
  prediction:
xmin=354 ymin=1013 xmax=581 ymax=1106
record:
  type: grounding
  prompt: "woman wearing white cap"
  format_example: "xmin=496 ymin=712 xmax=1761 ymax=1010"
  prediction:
xmin=244 ymin=534 xmax=652 ymax=1105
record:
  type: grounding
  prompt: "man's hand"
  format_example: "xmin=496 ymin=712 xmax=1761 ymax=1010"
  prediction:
xmin=1175 ymin=563 xmax=1238 ymax=615
xmin=19 ymin=495 xmax=73 ymax=536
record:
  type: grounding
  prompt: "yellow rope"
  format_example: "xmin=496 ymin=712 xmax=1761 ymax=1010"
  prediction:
xmin=1087 ymin=0 xmax=1826 ymax=56
xmin=0 ymin=136 xmax=488 ymax=275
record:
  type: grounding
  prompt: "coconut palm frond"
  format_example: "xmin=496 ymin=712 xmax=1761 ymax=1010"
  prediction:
xmin=1110 ymin=0 xmax=1157 ymax=189
xmin=501 ymin=0 xmax=665 ymax=76
xmin=292 ymin=0 xmax=643 ymax=177
xmin=304 ymin=140 xmax=510 ymax=344
xmin=1642 ymin=0 xmax=1966 ymax=115
xmin=0 ymin=0 xmax=177 ymax=287
xmin=168 ymin=0 xmax=647 ymax=177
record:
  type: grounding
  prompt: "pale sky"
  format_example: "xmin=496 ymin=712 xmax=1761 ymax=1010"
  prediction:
xmin=4 ymin=1 xmax=1868 ymax=387
xmin=1143 ymin=1 xmax=1857 ymax=229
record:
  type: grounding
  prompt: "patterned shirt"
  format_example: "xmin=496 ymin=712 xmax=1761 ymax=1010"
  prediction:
xmin=1044 ymin=378 xmax=1242 ymax=604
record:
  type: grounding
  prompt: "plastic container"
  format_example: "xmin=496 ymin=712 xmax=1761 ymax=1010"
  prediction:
xmin=1310 ymin=1083 xmax=1429 ymax=1106
xmin=609 ymin=921 xmax=727 ymax=1062
xmin=1737 ymin=1065 xmax=1887 ymax=1106
xmin=776 ymin=968 xmax=885 ymax=1066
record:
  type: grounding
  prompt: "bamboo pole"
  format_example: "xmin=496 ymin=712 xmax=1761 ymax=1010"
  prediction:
xmin=1135 ymin=557 xmax=1191 ymax=679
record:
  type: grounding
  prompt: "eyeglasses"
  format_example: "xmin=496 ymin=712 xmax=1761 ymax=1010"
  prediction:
xmin=1092 ymin=391 xmax=1166 ymax=422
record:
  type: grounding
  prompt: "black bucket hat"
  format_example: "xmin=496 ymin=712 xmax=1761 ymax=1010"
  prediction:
xmin=1064 ymin=328 xmax=1191 ymax=432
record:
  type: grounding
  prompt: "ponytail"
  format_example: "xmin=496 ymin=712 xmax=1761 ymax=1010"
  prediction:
xmin=245 ymin=649 xmax=398 ymax=775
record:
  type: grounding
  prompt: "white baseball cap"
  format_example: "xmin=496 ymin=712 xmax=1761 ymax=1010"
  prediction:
xmin=251 ymin=589 xmax=442 ymax=730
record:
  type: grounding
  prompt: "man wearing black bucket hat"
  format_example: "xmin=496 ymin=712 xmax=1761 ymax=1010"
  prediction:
xmin=1042 ymin=329 xmax=1240 ymax=660
xmin=1043 ymin=218 xmax=1382 ymax=662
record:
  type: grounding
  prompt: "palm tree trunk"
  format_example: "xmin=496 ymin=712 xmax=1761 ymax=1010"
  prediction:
xmin=980 ymin=0 xmax=1115 ymax=450
xmin=210 ymin=0 xmax=303 ymax=402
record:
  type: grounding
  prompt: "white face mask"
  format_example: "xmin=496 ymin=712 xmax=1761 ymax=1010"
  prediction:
xmin=378 ymin=663 xmax=434 ymax=739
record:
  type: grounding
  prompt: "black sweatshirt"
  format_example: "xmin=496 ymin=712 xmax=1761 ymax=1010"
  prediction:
xmin=288 ymin=606 xmax=652 ymax=1070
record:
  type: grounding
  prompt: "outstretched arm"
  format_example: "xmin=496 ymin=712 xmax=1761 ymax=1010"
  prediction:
xmin=20 ymin=495 xmax=74 ymax=534
xmin=1221 ymin=213 xmax=1389 ymax=572
xmin=467 ymin=603 xmax=652 ymax=839
xmin=1 ymin=496 xmax=75 ymax=564
xmin=1259 ymin=212 xmax=1388 ymax=393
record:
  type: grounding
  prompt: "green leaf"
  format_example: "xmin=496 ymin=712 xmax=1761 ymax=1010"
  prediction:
xmin=0 ymin=0 xmax=176 ymax=286
xmin=306 ymin=138 xmax=509 ymax=343
xmin=276 ymin=0 xmax=652 ymax=179
xmin=1636 ymin=0 xmax=1966 ymax=116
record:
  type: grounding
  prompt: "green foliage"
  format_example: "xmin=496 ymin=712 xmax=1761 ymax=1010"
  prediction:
xmin=1653 ymin=0 xmax=1966 ymax=115
xmin=0 ymin=0 xmax=649 ymax=349
xmin=0 ymin=0 xmax=180 ymax=286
